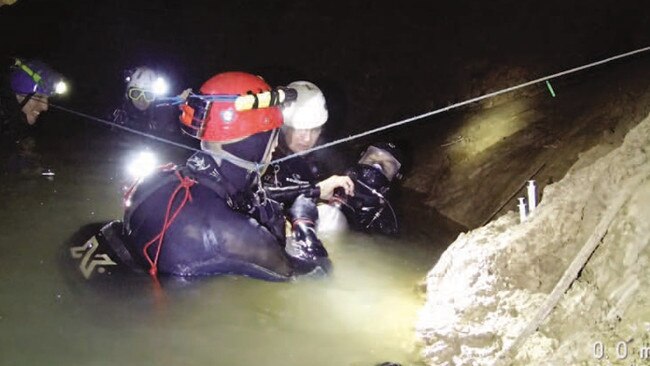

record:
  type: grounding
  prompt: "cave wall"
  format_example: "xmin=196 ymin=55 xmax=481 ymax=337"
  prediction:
xmin=415 ymin=108 xmax=650 ymax=365
xmin=402 ymin=55 xmax=650 ymax=230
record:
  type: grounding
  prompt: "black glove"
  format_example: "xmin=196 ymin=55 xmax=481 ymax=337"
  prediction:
xmin=286 ymin=195 xmax=330 ymax=273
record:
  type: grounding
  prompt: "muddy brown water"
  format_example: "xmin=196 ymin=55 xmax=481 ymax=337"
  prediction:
xmin=0 ymin=127 xmax=442 ymax=366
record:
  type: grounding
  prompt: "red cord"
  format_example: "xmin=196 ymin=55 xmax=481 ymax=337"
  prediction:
xmin=142 ymin=171 xmax=196 ymax=277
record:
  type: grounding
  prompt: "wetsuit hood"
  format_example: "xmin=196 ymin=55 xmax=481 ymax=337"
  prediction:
xmin=202 ymin=129 xmax=277 ymax=191
xmin=0 ymin=72 xmax=30 ymax=141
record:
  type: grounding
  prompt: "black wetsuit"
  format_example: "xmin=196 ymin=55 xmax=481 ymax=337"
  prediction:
xmin=336 ymin=164 xmax=400 ymax=236
xmin=0 ymin=73 xmax=40 ymax=174
xmin=263 ymin=137 xmax=340 ymax=206
xmin=112 ymin=98 xmax=180 ymax=138
xmin=267 ymin=139 xmax=324 ymax=185
xmin=85 ymin=151 xmax=329 ymax=281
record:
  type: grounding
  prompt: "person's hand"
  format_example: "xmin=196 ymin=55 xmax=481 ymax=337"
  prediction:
xmin=178 ymin=88 xmax=192 ymax=101
xmin=316 ymin=175 xmax=354 ymax=200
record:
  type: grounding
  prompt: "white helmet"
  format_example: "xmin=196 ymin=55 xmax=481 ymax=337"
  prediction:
xmin=282 ymin=81 xmax=328 ymax=129
xmin=126 ymin=66 xmax=170 ymax=111
xmin=126 ymin=66 xmax=158 ymax=90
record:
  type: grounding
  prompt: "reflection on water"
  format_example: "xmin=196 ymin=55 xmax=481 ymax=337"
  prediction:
xmin=0 ymin=127 xmax=441 ymax=366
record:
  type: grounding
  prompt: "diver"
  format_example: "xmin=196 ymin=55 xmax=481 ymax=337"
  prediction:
xmin=111 ymin=66 xmax=184 ymax=137
xmin=263 ymin=80 xmax=354 ymax=204
xmin=80 ymin=71 xmax=335 ymax=281
xmin=0 ymin=57 xmax=67 ymax=175
xmin=322 ymin=142 xmax=404 ymax=236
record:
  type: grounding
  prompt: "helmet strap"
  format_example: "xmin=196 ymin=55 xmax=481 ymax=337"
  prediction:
xmin=258 ymin=128 xmax=280 ymax=173
xmin=18 ymin=92 xmax=35 ymax=109
xmin=204 ymin=145 xmax=259 ymax=171
xmin=202 ymin=129 xmax=280 ymax=174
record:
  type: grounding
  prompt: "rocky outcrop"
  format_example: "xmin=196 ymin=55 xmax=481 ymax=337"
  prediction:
xmin=416 ymin=111 xmax=650 ymax=365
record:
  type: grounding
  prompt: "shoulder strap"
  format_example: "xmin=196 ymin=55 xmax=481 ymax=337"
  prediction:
xmin=124 ymin=165 xmax=239 ymax=226
xmin=182 ymin=165 xmax=233 ymax=200
xmin=123 ymin=169 xmax=181 ymax=225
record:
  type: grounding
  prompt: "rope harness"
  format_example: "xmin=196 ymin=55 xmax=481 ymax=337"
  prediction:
xmin=141 ymin=170 xmax=196 ymax=277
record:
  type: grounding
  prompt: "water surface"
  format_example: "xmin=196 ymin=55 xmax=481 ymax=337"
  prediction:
xmin=0 ymin=123 xmax=441 ymax=366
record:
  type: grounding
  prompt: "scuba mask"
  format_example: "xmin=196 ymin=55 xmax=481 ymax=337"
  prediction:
xmin=332 ymin=143 xmax=403 ymax=235
xmin=128 ymin=87 xmax=155 ymax=111
xmin=357 ymin=144 xmax=402 ymax=181
xmin=335 ymin=163 xmax=398 ymax=234
xmin=348 ymin=163 xmax=392 ymax=197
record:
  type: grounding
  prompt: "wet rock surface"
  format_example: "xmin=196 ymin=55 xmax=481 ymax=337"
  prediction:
xmin=401 ymin=55 xmax=650 ymax=230
xmin=416 ymin=108 xmax=650 ymax=365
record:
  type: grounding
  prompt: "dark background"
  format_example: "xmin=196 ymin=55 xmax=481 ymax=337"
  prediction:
xmin=1 ymin=0 xmax=649 ymax=148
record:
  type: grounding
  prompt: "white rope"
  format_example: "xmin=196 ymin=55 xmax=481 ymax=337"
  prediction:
xmin=269 ymin=45 xmax=650 ymax=166
xmin=46 ymin=45 xmax=650 ymax=170
xmin=50 ymin=104 xmax=201 ymax=153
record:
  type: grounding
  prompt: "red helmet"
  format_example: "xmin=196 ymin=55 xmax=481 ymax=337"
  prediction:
xmin=180 ymin=72 xmax=283 ymax=142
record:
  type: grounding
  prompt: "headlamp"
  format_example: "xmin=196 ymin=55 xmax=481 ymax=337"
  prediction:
xmin=152 ymin=77 xmax=169 ymax=96
xmin=54 ymin=80 xmax=68 ymax=95
xmin=221 ymin=109 xmax=234 ymax=122
xmin=126 ymin=151 xmax=158 ymax=179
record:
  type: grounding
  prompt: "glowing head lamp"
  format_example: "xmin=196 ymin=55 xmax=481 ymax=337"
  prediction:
xmin=152 ymin=77 xmax=169 ymax=96
xmin=126 ymin=151 xmax=158 ymax=179
xmin=54 ymin=80 xmax=68 ymax=95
